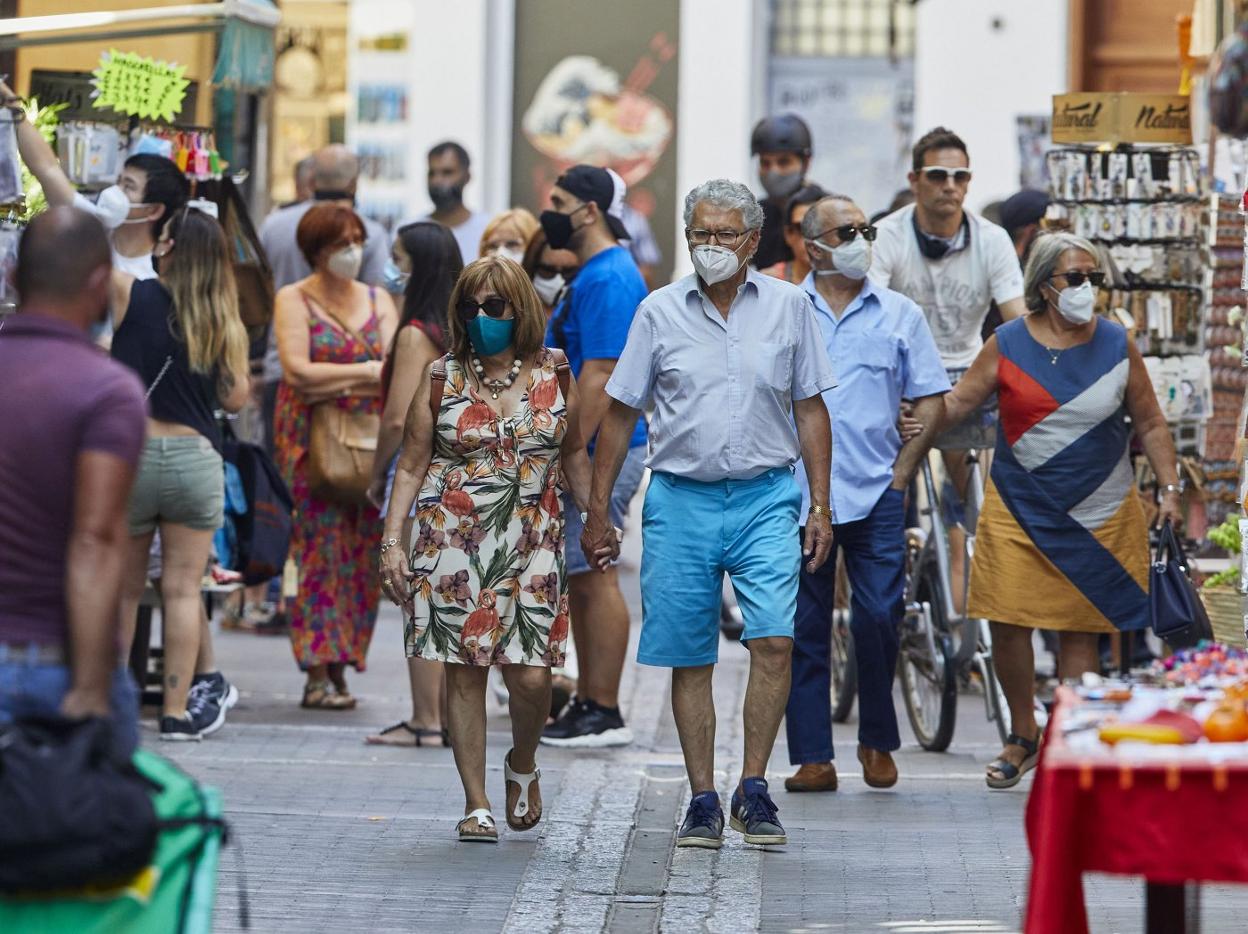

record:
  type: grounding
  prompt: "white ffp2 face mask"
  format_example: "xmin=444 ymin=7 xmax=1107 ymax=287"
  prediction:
xmin=90 ymin=185 xmax=146 ymax=230
xmin=692 ymin=243 xmax=744 ymax=285
xmin=533 ymin=272 xmax=565 ymax=306
xmin=1055 ymin=281 xmax=1096 ymax=324
xmin=327 ymin=244 xmax=364 ymax=281
xmin=811 ymin=237 xmax=871 ymax=280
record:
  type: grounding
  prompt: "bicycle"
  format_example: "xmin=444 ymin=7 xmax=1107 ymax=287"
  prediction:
xmin=897 ymin=450 xmax=1012 ymax=751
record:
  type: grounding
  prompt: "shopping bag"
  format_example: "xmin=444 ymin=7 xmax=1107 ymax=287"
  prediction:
xmin=1150 ymin=520 xmax=1214 ymax=649
xmin=0 ymin=747 xmax=233 ymax=933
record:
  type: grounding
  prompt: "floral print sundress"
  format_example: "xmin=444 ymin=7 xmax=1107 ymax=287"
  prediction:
xmin=274 ymin=290 xmax=384 ymax=671
xmin=407 ymin=350 xmax=570 ymax=668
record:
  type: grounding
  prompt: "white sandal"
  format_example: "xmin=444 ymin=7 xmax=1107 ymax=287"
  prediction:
xmin=504 ymin=750 xmax=542 ymax=832
xmin=456 ymin=808 xmax=498 ymax=843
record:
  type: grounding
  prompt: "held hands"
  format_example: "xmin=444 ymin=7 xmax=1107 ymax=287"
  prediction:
xmin=580 ymin=511 xmax=622 ymax=573
xmin=898 ymin=401 xmax=924 ymax=443
xmin=379 ymin=545 xmax=415 ymax=610
xmin=803 ymin=513 xmax=833 ymax=573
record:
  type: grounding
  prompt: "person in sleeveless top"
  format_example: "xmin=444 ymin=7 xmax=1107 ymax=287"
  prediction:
xmin=379 ymin=255 xmax=595 ymax=842
xmin=273 ymin=204 xmax=399 ymax=710
xmin=110 ymin=206 xmax=250 ymax=741
xmin=364 ymin=221 xmax=462 ymax=748
xmin=941 ymin=232 xmax=1182 ymax=789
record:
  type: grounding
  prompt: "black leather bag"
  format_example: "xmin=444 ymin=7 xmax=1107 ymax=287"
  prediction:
xmin=0 ymin=716 xmax=158 ymax=893
xmin=1150 ymin=520 xmax=1214 ymax=650
xmin=223 ymin=426 xmax=294 ymax=585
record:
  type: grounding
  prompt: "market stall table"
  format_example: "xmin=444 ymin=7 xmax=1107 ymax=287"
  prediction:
xmin=1026 ymin=685 xmax=1248 ymax=933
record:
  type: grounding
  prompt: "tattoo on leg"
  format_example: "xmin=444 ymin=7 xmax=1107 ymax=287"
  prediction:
xmin=167 ymin=674 xmax=179 ymax=688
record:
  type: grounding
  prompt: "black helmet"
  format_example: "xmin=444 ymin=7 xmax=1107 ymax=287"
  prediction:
xmin=750 ymin=114 xmax=812 ymax=157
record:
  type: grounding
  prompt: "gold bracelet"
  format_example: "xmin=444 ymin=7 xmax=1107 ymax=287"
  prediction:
xmin=379 ymin=537 xmax=400 ymax=554
xmin=808 ymin=504 xmax=831 ymax=517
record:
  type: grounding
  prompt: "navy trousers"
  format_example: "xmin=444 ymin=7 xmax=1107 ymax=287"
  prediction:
xmin=785 ymin=486 xmax=906 ymax=763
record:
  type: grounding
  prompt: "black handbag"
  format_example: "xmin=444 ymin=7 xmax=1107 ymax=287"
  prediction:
xmin=1150 ymin=520 xmax=1214 ymax=649
xmin=0 ymin=716 xmax=158 ymax=892
xmin=223 ymin=425 xmax=294 ymax=586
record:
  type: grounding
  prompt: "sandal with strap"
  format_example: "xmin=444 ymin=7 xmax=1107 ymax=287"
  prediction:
xmin=456 ymin=808 xmax=498 ymax=843
xmin=504 ymin=750 xmax=542 ymax=832
xmin=986 ymin=732 xmax=1042 ymax=790
xmin=364 ymin=722 xmax=449 ymax=747
xmin=301 ymin=680 xmax=347 ymax=710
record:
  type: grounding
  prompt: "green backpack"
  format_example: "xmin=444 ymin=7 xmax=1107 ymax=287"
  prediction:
xmin=0 ymin=748 xmax=233 ymax=934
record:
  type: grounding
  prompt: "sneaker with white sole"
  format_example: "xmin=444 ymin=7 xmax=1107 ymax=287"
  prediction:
xmin=159 ymin=715 xmax=202 ymax=742
xmin=188 ymin=672 xmax=238 ymax=737
xmin=540 ymin=698 xmax=633 ymax=748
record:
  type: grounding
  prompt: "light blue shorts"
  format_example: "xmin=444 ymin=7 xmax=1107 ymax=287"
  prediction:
xmin=638 ymin=467 xmax=801 ymax=668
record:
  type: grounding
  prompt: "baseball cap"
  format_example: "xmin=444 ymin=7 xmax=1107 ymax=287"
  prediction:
xmin=555 ymin=165 xmax=630 ymax=240
xmin=999 ymin=189 xmax=1049 ymax=236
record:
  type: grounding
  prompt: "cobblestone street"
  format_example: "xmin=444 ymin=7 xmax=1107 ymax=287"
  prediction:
xmin=156 ymin=540 xmax=1246 ymax=934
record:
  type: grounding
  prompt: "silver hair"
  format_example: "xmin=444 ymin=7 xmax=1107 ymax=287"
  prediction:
xmin=1023 ymin=231 xmax=1100 ymax=313
xmin=799 ymin=194 xmax=858 ymax=240
xmin=683 ymin=179 xmax=765 ymax=230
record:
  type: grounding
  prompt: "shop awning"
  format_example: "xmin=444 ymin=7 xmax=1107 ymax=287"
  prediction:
xmin=0 ymin=1 xmax=280 ymax=92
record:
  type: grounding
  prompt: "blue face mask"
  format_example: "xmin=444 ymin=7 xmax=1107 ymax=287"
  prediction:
xmin=466 ymin=315 xmax=515 ymax=356
xmin=382 ymin=258 xmax=409 ymax=293
xmin=89 ymin=315 xmax=112 ymax=344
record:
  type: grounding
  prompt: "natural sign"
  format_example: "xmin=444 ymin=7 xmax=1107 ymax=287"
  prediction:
xmin=1052 ymin=93 xmax=1191 ymax=145
xmin=91 ymin=50 xmax=190 ymax=123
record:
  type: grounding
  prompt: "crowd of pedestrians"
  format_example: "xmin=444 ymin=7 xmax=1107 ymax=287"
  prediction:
xmin=0 ymin=98 xmax=1182 ymax=855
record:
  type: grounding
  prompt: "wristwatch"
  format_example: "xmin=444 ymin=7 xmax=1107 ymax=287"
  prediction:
xmin=1160 ymin=483 xmax=1183 ymax=496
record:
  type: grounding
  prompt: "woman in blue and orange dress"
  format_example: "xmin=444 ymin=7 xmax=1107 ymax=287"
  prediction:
xmin=942 ymin=232 xmax=1182 ymax=789
xmin=273 ymin=203 xmax=398 ymax=709
xmin=379 ymin=255 xmax=595 ymax=842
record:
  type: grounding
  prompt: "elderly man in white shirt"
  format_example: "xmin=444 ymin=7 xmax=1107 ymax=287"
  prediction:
xmin=583 ymin=178 xmax=836 ymax=851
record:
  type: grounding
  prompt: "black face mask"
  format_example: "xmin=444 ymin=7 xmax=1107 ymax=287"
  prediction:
xmin=314 ymin=189 xmax=356 ymax=206
xmin=428 ymin=182 xmax=464 ymax=211
xmin=540 ymin=204 xmax=587 ymax=250
xmin=912 ymin=210 xmax=969 ymax=260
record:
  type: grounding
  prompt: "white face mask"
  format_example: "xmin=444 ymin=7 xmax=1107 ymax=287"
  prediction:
xmin=90 ymin=185 xmax=151 ymax=231
xmin=811 ymin=237 xmax=872 ymax=280
xmin=327 ymin=244 xmax=364 ymax=281
xmin=533 ymin=272 xmax=565 ymax=306
xmin=1054 ymin=280 xmax=1096 ymax=324
xmin=692 ymin=242 xmax=746 ymax=286
xmin=492 ymin=246 xmax=525 ymax=265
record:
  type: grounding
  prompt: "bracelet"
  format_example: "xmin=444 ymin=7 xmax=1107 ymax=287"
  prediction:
xmin=808 ymin=504 xmax=831 ymax=517
xmin=379 ymin=538 xmax=400 ymax=554
xmin=1160 ymin=483 xmax=1183 ymax=496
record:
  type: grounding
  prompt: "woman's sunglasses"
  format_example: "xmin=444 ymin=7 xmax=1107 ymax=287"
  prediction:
xmin=1049 ymin=271 xmax=1106 ymax=288
xmin=455 ymin=297 xmax=510 ymax=321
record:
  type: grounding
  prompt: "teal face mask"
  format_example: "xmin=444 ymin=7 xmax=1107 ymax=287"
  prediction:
xmin=467 ymin=315 xmax=515 ymax=355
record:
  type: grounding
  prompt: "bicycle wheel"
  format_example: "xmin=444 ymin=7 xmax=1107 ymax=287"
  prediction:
xmin=899 ymin=563 xmax=958 ymax=752
xmin=977 ymin=652 xmax=1011 ymax=748
xmin=830 ymin=607 xmax=857 ymax=723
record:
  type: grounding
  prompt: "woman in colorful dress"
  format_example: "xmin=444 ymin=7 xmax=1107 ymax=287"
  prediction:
xmin=273 ymin=204 xmax=398 ymax=709
xmin=379 ymin=255 xmax=596 ymax=842
xmin=942 ymin=232 xmax=1182 ymax=789
xmin=365 ymin=221 xmax=462 ymax=747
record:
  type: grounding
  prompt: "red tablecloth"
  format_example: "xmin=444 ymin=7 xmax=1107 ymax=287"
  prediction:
xmin=1025 ymin=686 xmax=1248 ymax=933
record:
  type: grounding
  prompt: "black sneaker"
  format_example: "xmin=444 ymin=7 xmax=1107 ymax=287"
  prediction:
xmin=188 ymin=672 xmax=238 ymax=737
xmin=540 ymin=698 xmax=634 ymax=748
xmin=159 ymin=715 xmax=202 ymax=742
xmin=676 ymin=791 xmax=724 ymax=849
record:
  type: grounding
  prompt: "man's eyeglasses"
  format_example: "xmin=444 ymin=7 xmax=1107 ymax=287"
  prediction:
xmin=918 ymin=166 xmax=972 ymax=185
xmin=455 ymin=297 xmax=510 ymax=321
xmin=810 ymin=224 xmax=877 ymax=244
xmin=686 ymin=227 xmax=749 ymax=246
xmin=1049 ymin=271 xmax=1106 ymax=288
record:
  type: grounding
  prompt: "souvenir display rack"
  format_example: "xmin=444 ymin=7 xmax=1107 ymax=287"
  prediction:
xmin=1045 ymin=144 xmax=1213 ymax=462
xmin=1205 ymin=192 xmax=1247 ymax=529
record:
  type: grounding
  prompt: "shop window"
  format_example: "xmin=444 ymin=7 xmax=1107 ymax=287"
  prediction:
xmin=770 ymin=0 xmax=915 ymax=59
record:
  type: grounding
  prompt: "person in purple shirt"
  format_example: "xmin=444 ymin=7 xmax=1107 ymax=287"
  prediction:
xmin=0 ymin=207 xmax=147 ymax=753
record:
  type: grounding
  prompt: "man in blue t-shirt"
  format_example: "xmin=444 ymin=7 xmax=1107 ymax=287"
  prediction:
xmin=539 ymin=165 xmax=649 ymax=748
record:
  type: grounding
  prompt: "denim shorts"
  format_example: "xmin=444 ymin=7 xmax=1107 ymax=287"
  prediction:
xmin=128 ymin=435 xmax=224 ymax=536
xmin=638 ymin=467 xmax=801 ymax=667
xmin=0 ymin=645 xmax=139 ymax=756
xmin=562 ymin=445 xmax=647 ymax=576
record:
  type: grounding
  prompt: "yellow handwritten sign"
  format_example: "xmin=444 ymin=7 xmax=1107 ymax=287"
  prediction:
xmin=91 ymin=49 xmax=189 ymax=123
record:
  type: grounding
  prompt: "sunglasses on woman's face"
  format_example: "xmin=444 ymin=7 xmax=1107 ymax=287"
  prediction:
xmin=455 ymin=296 xmax=510 ymax=321
xmin=1050 ymin=271 xmax=1106 ymax=288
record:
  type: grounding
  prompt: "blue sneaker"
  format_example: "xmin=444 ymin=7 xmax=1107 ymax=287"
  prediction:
xmin=730 ymin=777 xmax=786 ymax=845
xmin=676 ymin=791 xmax=724 ymax=849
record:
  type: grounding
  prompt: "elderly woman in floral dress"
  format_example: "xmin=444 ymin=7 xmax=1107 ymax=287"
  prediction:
xmin=380 ymin=255 xmax=596 ymax=842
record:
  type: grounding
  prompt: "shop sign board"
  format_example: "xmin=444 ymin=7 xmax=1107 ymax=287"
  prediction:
xmin=1052 ymin=93 xmax=1192 ymax=145
xmin=30 ymin=70 xmax=198 ymax=124
xmin=91 ymin=50 xmax=190 ymax=123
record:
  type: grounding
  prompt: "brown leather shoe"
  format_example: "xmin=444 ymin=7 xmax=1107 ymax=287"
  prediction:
xmin=784 ymin=762 xmax=838 ymax=792
xmin=857 ymin=744 xmax=898 ymax=788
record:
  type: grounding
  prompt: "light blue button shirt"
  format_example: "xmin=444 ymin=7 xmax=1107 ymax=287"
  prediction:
xmin=606 ymin=268 xmax=837 ymax=483
xmin=795 ymin=274 xmax=951 ymax=524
